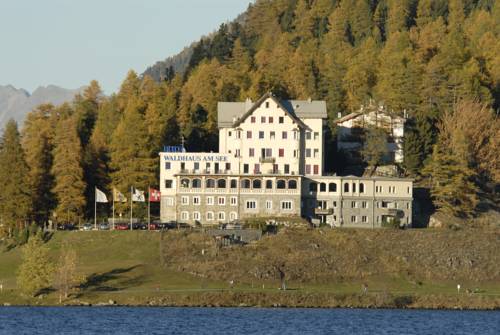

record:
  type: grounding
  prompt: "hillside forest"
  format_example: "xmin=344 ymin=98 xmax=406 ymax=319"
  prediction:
xmin=0 ymin=0 xmax=499 ymax=233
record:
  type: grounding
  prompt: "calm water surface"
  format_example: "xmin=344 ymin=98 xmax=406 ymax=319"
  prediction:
xmin=0 ymin=307 xmax=498 ymax=334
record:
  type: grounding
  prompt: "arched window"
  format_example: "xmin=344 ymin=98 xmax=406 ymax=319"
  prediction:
xmin=309 ymin=182 xmax=317 ymax=192
xmin=230 ymin=212 xmax=238 ymax=221
xmin=180 ymin=178 xmax=190 ymax=188
xmin=241 ymin=179 xmax=251 ymax=189
xmin=192 ymin=179 xmax=201 ymax=188
xmin=353 ymin=183 xmax=357 ymax=193
xmin=344 ymin=183 xmax=349 ymax=192
xmin=329 ymin=182 xmax=337 ymax=192
xmin=277 ymin=179 xmax=286 ymax=189
xmin=206 ymin=179 xmax=215 ymax=188
xmin=217 ymin=179 xmax=226 ymax=188
xmin=266 ymin=180 xmax=273 ymax=189
xmin=320 ymin=183 xmax=327 ymax=192
xmin=252 ymin=179 xmax=262 ymax=189
xmin=288 ymin=179 xmax=297 ymax=189
xmin=230 ymin=179 xmax=237 ymax=189
xmin=359 ymin=183 xmax=365 ymax=193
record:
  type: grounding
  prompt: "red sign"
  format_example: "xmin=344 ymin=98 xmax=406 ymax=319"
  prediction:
xmin=149 ymin=188 xmax=161 ymax=202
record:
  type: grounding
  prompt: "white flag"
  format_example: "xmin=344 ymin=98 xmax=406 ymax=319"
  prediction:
xmin=132 ymin=188 xmax=145 ymax=202
xmin=96 ymin=188 xmax=108 ymax=203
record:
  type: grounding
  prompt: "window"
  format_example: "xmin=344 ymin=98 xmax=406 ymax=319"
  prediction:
xmin=236 ymin=131 xmax=241 ymax=139
xmin=320 ymin=183 xmax=326 ymax=192
xmin=243 ymin=164 xmax=249 ymax=174
xmin=279 ymin=116 xmax=284 ymax=124
xmin=251 ymin=116 xmax=256 ymax=123
xmin=281 ymin=201 xmax=293 ymax=210
xmin=353 ymin=183 xmax=357 ymax=193
xmin=252 ymin=179 xmax=262 ymax=189
xmin=193 ymin=212 xmax=201 ymax=221
xmin=269 ymin=117 xmax=273 ymax=123
xmin=265 ymin=101 xmax=270 ymax=108
xmin=241 ymin=179 xmax=251 ymax=189
xmin=306 ymin=165 xmax=311 ymax=174
xmin=180 ymin=162 xmax=185 ymax=171
xmin=376 ymin=185 xmax=383 ymax=193
xmin=270 ymin=131 xmax=275 ymax=139
xmin=230 ymin=197 xmax=238 ymax=206
xmin=306 ymin=132 xmax=312 ymax=140
xmin=225 ymin=163 xmax=231 ymax=171
xmin=314 ymin=132 xmax=319 ymax=140
xmin=228 ymin=131 xmax=232 ymax=137
xmin=247 ymin=131 xmax=252 ymax=139
xmin=194 ymin=162 xmax=200 ymax=170
xmin=230 ymin=212 xmax=238 ymax=221
xmin=279 ymin=148 xmax=284 ymax=157
xmin=282 ymin=131 xmax=287 ymax=139
xmin=261 ymin=116 xmax=266 ymax=123
xmin=181 ymin=212 xmax=189 ymax=221
xmin=206 ymin=212 xmax=214 ymax=221
xmin=266 ymin=180 xmax=273 ymax=189
xmin=407 ymin=187 xmax=411 ymax=194
xmin=249 ymin=148 xmax=255 ymax=157
xmin=389 ymin=186 xmax=396 ymax=193
xmin=351 ymin=201 xmax=357 ymax=208
xmin=193 ymin=196 xmax=200 ymax=205
xmin=218 ymin=197 xmax=226 ymax=206
xmin=181 ymin=196 xmax=189 ymax=205
xmin=333 ymin=201 xmax=337 ymax=208
xmin=293 ymin=131 xmax=298 ymax=140
xmin=329 ymin=182 xmax=337 ymax=192
xmin=206 ymin=179 xmax=215 ymax=188
xmin=277 ymin=179 xmax=286 ymax=189
xmin=362 ymin=201 xmax=368 ymax=209
xmin=306 ymin=149 xmax=311 ymax=157
xmin=266 ymin=200 xmax=272 ymax=210
xmin=192 ymin=178 xmax=201 ymax=188
xmin=362 ymin=216 xmax=368 ymax=223
xmin=180 ymin=178 xmax=190 ymax=188
xmin=216 ymin=179 xmax=225 ymax=189
xmin=166 ymin=197 xmax=174 ymax=206
xmin=293 ymin=150 xmax=298 ymax=158
xmin=165 ymin=180 xmax=173 ymax=188
xmin=360 ymin=183 xmax=365 ymax=193
xmin=246 ymin=200 xmax=257 ymax=209
xmin=313 ymin=165 xmax=319 ymax=175
xmin=284 ymin=164 xmax=290 ymax=174
xmin=265 ymin=148 xmax=272 ymax=157
xmin=309 ymin=182 xmax=317 ymax=192
xmin=314 ymin=149 xmax=319 ymax=158
xmin=206 ymin=196 xmax=214 ymax=206
xmin=165 ymin=162 xmax=171 ymax=170
xmin=235 ymin=149 xmax=241 ymax=157
xmin=344 ymin=183 xmax=349 ymax=192
xmin=351 ymin=216 xmax=357 ymax=223
xmin=259 ymin=131 xmax=264 ymax=139
xmin=230 ymin=179 xmax=237 ymax=189
xmin=254 ymin=164 xmax=260 ymax=174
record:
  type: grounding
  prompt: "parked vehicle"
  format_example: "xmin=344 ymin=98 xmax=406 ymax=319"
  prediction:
xmin=99 ymin=223 xmax=110 ymax=230
xmin=115 ymin=223 xmax=130 ymax=230
xmin=82 ymin=223 xmax=93 ymax=231
xmin=57 ymin=223 xmax=76 ymax=231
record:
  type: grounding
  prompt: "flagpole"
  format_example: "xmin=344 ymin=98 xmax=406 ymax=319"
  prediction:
xmin=130 ymin=186 xmax=133 ymax=230
xmin=94 ymin=187 xmax=97 ymax=230
xmin=148 ymin=185 xmax=151 ymax=230
xmin=112 ymin=189 xmax=115 ymax=231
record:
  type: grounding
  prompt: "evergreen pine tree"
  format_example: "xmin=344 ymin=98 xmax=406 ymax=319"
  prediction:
xmin=0 ymin=120 xmax=32 ymax=235
xmin=51 ymin=116 xmax=86 ymax=223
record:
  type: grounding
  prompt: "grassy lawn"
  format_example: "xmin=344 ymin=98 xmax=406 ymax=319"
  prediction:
xmin=0 ymin=230 xmax=499 ymax=306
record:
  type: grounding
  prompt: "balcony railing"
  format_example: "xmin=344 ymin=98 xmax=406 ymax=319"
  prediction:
xmin=259 ymin=157 xmax=275 ymax=163
xmin=315 ymin=208 xmax=333 ymax=215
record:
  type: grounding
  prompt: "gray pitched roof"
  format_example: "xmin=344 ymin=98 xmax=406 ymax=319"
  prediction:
xmin=217 ymin=93 xmax=327 ymax=128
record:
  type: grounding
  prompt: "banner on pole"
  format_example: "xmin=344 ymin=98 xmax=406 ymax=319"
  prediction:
xmin=113 ymin=188 xmax=127 ymax=203
xmin=96 ymin=188 xmax=108 ymax=203
xmin=149 ymin=188 xmax=161 ymax=202
xmin=132 ymin=188 xmax=145 ymax=202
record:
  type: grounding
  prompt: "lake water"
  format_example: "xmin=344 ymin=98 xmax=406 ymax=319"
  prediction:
xmin=0 ymin=307 xmax=498 ymax=334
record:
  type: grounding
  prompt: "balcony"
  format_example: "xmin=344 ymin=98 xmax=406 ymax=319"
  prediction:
xmin=259 ymin=157 xmax=275 ymax=164
xmin=315 ymin=208 xmax=333 ymax=215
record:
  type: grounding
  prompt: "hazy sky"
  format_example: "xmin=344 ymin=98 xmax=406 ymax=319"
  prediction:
xmin=0 ymin=0 xmax=252 ymax=94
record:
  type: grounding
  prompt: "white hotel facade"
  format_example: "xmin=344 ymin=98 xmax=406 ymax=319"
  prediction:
xmin=160 ymin=93 xmax=413 ymax=228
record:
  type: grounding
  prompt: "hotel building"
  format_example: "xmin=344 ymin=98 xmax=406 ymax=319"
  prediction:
xmin=160 ymin=93 xmax=413 ymax=228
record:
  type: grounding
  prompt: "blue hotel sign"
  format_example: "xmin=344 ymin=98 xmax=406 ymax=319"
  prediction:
xmin=163 ymin=154 xmax=229 ymax=162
